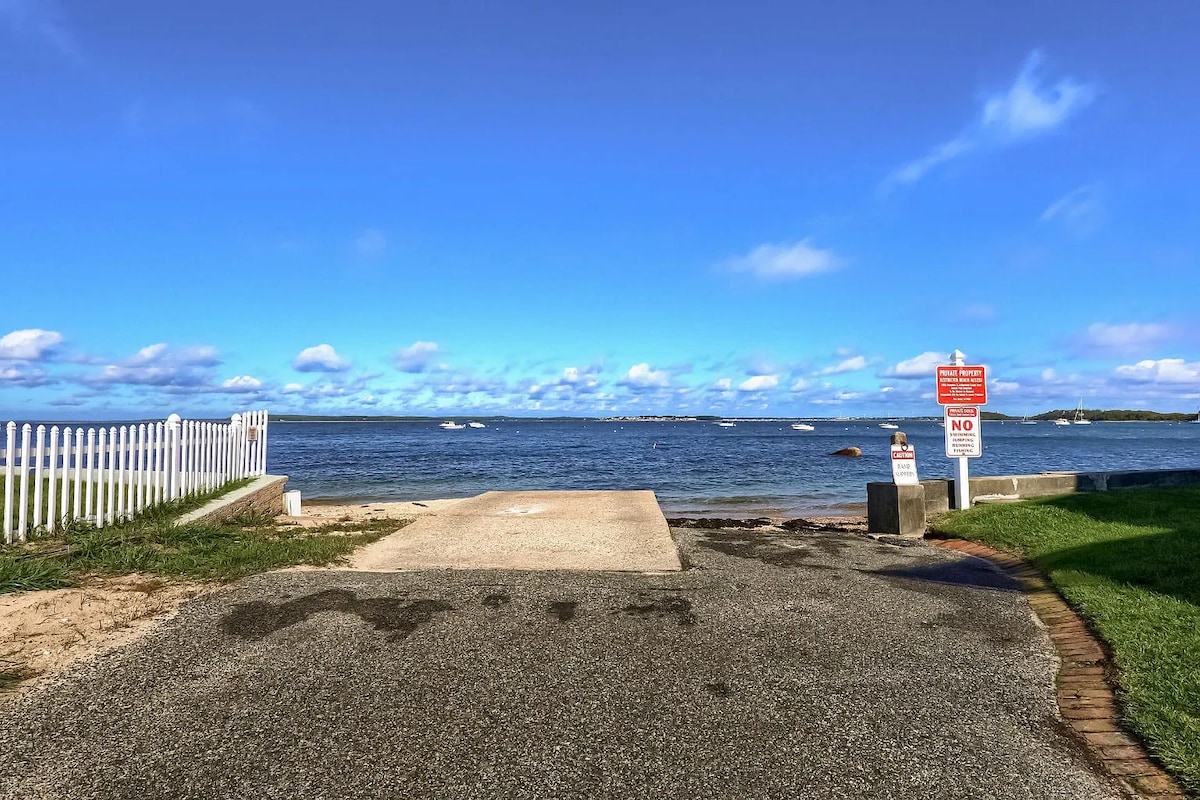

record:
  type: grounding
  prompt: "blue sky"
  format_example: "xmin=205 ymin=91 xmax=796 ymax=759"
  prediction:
xmin=2 ymin=0 xmax=1199 ymax=419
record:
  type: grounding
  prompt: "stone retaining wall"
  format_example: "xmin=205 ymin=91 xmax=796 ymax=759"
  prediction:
xmin=176 ymin=475 xmax=288 ymax=526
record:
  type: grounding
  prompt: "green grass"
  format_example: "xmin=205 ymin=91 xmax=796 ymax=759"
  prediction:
xmin=1 ymin=493 xmax=402 ymax=594
xmin=932 ymin=487 xmax=1200 ymax=794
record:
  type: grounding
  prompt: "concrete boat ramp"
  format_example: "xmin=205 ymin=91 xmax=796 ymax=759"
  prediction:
xmin=342 ymin=490 xmax=683 ymax=572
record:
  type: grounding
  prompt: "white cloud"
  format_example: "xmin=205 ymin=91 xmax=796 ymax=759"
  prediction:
xmin=354 ymin=228 xmax=387 ymax=258
xmin=738 ymin=375 xmax=778 ymax=392
xmin=887 ymin=51 xmax=1097 ymax=187
xmin=886 ymin=351 xmax=945 ymax=378
xmin=221 ymin=375 xmax=262 ymax=391
xmin=1080 ymin=322 xmax=1172 ymax=355
xmin=714 ymin=378 xmax=733 ymax=390
xmin=621 ymin=363 xmax=669 ymax=388
xmin=981 ymin=52 xmax=1097 ymax=140
xmin=1114 ymin=359 xmax=1200 ymax=385
xmin=724 ymin=240 xmax=841 ymax=280
xmin=819 ymin=355 xmax=867 ymax=375
xmin=394 ymin=340 xmax=439 ymax=373
xmin=293 ymin=344 xmax=351 ymax=373
xmin=790 ymin=378 xmax=811 ymax=391
xmin=0 ymin=328 xmax=62 ymax=360
xmin=0 ymin=0 xmax=81 ymax=61
xmin=1041 ymin=184 xmax=1105 ymax=234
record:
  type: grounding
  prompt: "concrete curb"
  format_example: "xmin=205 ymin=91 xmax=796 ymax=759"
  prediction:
xmin=176 ymin=475 xmax=288 ymax=526
xmin=931 ymin=538 xmax=1188 ymax=799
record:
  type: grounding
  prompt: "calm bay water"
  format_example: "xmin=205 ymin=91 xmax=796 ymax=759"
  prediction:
xmin=267 ymin=419 xmax=1200 ymax=517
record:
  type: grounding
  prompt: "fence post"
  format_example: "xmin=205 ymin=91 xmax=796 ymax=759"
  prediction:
xmin=230 ymin=413 xmax=243 ymax=480
xmin=166 ymin=414 xmax=181 ymax=500
xmin=47 ymin=426 xmax=59 ymax=533
xmin=3 ymin=421 xmax=14 ymax=543
xmin=33 ymin=425 xmax=46 ymax=532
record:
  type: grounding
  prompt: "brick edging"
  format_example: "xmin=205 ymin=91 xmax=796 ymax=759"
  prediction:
xmin=931 ymin=538 xmax=1187 ymax=799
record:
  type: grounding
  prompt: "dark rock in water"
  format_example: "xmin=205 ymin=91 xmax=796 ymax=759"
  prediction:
xmin=830 ymin=446 xmax=862 ymax=457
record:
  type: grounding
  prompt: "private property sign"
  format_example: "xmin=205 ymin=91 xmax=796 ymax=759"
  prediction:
xmin=944 ymin=406 xmax=982 ymax=458
xmin=936 ymin=365 xmax=988 ymax=405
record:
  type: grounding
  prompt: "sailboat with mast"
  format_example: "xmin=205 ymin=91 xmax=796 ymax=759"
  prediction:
xmin=1072 ymin=399 xmax=1091 ymax=425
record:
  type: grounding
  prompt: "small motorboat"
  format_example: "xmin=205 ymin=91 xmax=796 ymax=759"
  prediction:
xmin=468 ymin=422 xmax=486 ymax=428
xmin=878 ymin=423 xmax=899 ymax=430
xmin=715 ymin=421 xmax=736 ymax=428
xmin=791 ymin=422 xmax=815 ymax=431
xmin=1053 ymin=417 xmax=1071 ymax=427
xmin=439 ymin=421 xmax=466 ymax=430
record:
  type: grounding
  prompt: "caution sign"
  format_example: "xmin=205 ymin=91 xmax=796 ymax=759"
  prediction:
xmin=890 ymin=444 xmax=919 ymax=485
xmin=944 ymin=406 xmax=982 ymax=458
xmin=936 ymin=365 xmax=988 ymax=405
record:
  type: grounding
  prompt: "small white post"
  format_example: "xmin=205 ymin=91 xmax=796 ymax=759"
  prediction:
xmin=951 ymin=349 xmax=971 ymax=510
xmin=3 ymin=422 xmax=15 ymax=543
xmin=47 ymin=426 xmax=59 ymax=533
xmin=61 ymin=427 xmax=73 ymax=525
xmin=33 ymin=425 xmax=46 ymax=532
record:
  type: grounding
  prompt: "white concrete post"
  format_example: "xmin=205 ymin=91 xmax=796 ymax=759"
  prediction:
xmin=951 ymin=349 xmax=971 ymax=510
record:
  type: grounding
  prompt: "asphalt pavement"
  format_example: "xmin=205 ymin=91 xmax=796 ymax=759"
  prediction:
xmin=0 ymin=526 xmax=1123 ymax=799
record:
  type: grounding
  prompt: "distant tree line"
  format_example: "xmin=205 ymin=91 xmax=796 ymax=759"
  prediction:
xmin=980 ymin=409 xmax=1194 ymax=422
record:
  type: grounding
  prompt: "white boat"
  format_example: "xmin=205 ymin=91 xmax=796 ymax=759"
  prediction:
xmin=468 ymin=422 xmax=486 ymax=428
xmin=1020 ymin=415 xmax=1037 ymax=425
xmin=878 ymin=422 xmax=899 ymax=430
xmin=1054 ymin=417 xmax=1071 ymax=426
xmin=715 ymin=421 xmax=736 ymax=428
xmin=1192 ymin=408 xmax=1199 ymax=424
xmin=791 ymin=422 xmax=815 ymax=431
xmin=1072 ymin=399 xmax=1091 ymax=425
xmin=439 ymin=421 xmax=466 ymax=430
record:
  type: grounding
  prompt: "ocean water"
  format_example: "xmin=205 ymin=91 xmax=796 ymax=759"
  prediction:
xmin=266 ymin=419 xmax=1200 ymax=517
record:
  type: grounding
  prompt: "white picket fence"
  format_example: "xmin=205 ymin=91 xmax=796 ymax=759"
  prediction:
xmin=1 ymin=409 xmax=268 ymax=544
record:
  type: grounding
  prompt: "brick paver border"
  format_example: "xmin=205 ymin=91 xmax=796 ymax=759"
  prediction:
xmin=930 ymin=538 xmax=1188 ymax=800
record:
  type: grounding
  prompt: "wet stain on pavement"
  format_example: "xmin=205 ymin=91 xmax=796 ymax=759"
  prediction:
xmin=547 ymin=601 xmax=578 ymax=623
xmin=705 ymin=681 xmax=732 ymax=698
xmin=222 ymin=590 xmax=454 ymax=642
xmin=696 ymin=530 xmax=838 ymax=569
xmin=622 ymin=595 xmax=697 ymax=626
xmin=482 ymin=592 xmax=511 ymax=609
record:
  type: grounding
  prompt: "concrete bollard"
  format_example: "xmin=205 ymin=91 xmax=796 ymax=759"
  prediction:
xmin=867 ymin=429 xmax=927 ymax=537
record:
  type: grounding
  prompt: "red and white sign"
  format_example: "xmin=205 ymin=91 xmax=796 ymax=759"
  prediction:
xmin=890 ymin=444 xmax=919 ymax=485
xmin=944 ymin=406 xmax=982 ymax=458
xmin=936 ymin=365 xmax=988 ymax=406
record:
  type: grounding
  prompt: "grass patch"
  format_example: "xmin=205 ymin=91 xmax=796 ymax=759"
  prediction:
xmin=933 ymin=486 xmax=1200 ymax=794
xmin=1 ymin=494 xmax=403 ymax=593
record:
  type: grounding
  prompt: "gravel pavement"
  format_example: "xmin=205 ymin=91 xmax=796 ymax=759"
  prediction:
xmin=0 ymin=527 xmax=1124 ymax=799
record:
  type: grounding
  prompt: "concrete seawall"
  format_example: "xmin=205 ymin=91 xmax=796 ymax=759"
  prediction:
xmin=868 ymin=467 xmax=1200 ymax=535
xmin=921 ymin=467 xmax=1200 ymax=514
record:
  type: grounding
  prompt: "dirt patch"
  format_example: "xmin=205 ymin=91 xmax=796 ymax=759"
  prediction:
xmin=482 ymin=592 xmax=510 ymax=609
xmin=0 ymin=575 xmax=210 ymax=699
xmin=279 ymin=499 xmax=465 ymax=529
xmin=221 ymin=589 xmax=454 ymax=642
